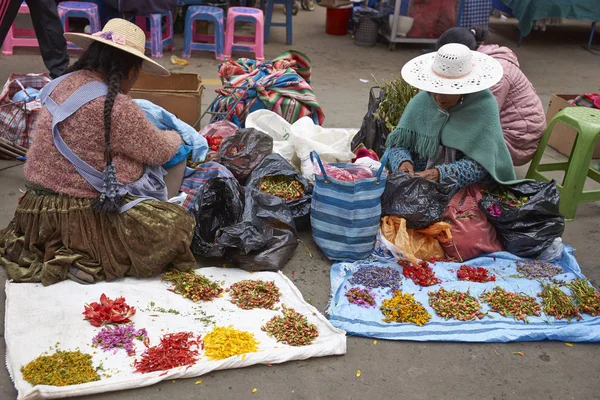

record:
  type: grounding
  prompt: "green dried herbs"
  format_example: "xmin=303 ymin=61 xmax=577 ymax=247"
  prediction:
xmin=260 ymin=176 xmax=304 ymax=201
xmin=228 ymin=280 xmax=281 ymax=310
xmin=566 ymin=279 xmax=600 ymax=317
xmin=428 ymin=288 xmax=484 ymax=321
xmin=162 ymin=270 xmax=224 ymax=302
xmin=480 ymin=287 xmax=541 ymax=322
xmin=373 ymin=76 xmax=419 ymax=131
xmin=21 ymin=350 xmax=100 ymax=387
xmin=539 ymin=283 xmax=582 ymax=322
xmin=262 ymin=305 xmax=319 ymax=346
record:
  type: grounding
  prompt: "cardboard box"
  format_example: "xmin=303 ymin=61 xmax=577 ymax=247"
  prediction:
xmin=546 ymin=94 xmax=600 ymax=158
xmin=130 ymin=72 xmax=204 ymax=129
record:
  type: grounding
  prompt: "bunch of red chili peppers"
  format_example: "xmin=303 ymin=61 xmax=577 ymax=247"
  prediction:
xmin=457 ymin=265 xmax=496 ymax=283
xmin=133 ymin=332 xmax=203 ymax=373
xmin=206 ymin=136 xmax=223 ymax=152
xmin=400 ymin=259 xmax=441 ymax=287
xmin=82 ymin=293 xmax=136 ymax=327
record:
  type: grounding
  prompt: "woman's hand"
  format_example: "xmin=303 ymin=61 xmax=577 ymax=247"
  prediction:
xmin=415 ymin=168 xmax=440 ymax=182
xmin=398 ymin=161 xmax=414 ymax=174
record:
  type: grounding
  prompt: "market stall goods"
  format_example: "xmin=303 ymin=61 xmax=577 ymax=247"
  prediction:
xmin=567 ymin=279 xmax=600 ymax=316
xmin=539 ymin=284 xmax=582 ymax=322
xmin=516 ymin=260 xmax=562 ymax=280
xmin=203 ymin=326 xmax=259 ymax=360
xmin=82 ymin=294 xmax=136 ymax=327
xmin=345 ymin=287 xmax=376 ymax=308
xmin=262 ymin=305 xmax=319 ymax=346
xmin=134 ymin=332 xmax=203 ymax=373
xmin=260 ymin=175 xmax=304 ymax=201
xmin=21 ymin=350 xmax=100 ymax=387
xmin=480 ymin=287 xmax=541 ymax=322
xmin=456 ymin=265 xmax=496 ymax=283
xmin=400 ymin=259 xmax=441 ymax=287
xmin=228 ymin=280 xmax=281 ymax=310
xmin=93 ymin=325 xmax=148 ymax=356
xmin=428 ymin=288 xmax=484 ymax=321
xmin=162 ymin=270 xmax=224 ymax=302
xmin=380 ymin=291 xmax=431 ymax=326
xmin=348 ymin=265 xmax=403 ymax=293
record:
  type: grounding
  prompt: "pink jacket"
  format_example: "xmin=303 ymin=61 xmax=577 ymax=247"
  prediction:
xmin=25 ymin=70 xmax=182 ymax=198
xmin=478 ymin=45 xmax=546 ymax=166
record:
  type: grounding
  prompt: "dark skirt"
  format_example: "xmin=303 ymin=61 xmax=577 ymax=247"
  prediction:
xmin=0 ymin=191 xmax=196 ymax=286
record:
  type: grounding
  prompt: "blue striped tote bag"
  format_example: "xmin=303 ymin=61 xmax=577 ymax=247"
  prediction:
xmin=310 ymin=150 xmax=389 ymax=261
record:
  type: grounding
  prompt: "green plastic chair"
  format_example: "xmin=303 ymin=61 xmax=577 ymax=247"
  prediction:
xmin=526 ymin=107 xmax=600 ymax=220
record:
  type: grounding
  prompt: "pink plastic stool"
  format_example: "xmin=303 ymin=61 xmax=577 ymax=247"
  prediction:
xmin=2 ymin=3 xmax=39 ymax=56
xmin=224 ymin=7 xmax=264 ymax=61
xmin=58 ymin=2 xmax=102 ymax=50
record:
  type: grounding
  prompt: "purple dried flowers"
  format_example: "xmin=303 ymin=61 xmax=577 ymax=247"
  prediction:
xmin=487 ymin=203 xmax=502 ymax=217
xmin=345 ymin=287 xmax=376 ymax=308
xmin=92 ymin=324 xmax=148 ymax=356
xmin=348 ymin=266 xmax=402 ymax=293
xmin=516 ymin=260 xmax=563 ymax=280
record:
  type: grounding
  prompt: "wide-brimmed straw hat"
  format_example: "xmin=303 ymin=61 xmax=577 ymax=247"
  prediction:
xmin=64 ymin=18 xmax=169 ymax=76
xmin=401 ymin=43 xmax=503 ymax=95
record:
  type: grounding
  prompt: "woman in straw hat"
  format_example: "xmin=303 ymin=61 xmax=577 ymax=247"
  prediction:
xmin=0 ymin=19 xmax=196 ymax=286
xmin=387 ymin=43 xmax=521 ymax=188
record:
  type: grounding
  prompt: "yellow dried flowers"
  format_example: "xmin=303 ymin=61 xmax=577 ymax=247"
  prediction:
xmin=203 ymin=326 xmax=259 ymax=360
xmin=21 ymin=350 xmax=100 ymax=386
xmin=380 ymin=291 xmax=431 ymax=326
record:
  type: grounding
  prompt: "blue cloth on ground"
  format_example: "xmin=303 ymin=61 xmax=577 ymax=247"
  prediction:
xmin=134 ymin=99 xmax=208 ymax=175
xmin=326 ymin=247 xmax=600 ymax=342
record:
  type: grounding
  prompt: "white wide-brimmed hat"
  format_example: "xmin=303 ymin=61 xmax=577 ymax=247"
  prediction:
xmin=64 ymin=18 xmax=169 ymax=76
xmin=400 ymin=43 xmax=503 ymax=95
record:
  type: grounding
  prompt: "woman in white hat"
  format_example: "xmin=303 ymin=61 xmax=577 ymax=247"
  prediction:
xmin=0 ymin=19 xmax=195 ymax=286
xmin=387 ymin=43 xmax=520 ymax=187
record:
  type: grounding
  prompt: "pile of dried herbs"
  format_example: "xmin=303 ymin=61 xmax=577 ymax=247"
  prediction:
xmin=21 ymin=350 xmax=100 ymax=386
xmin=162 ymin=270 xmax=224 ymax=302
xmin=262 ymin=305 xmax=319 ymax=346
xmin=373 ymin=76 xmax=419 ymax=131
xmin=428 ymin=288 xmax=484 ymax=321
xmin=345 ymin=287 xmax=376 ymax=308
xmin=92 ymin=325 xmax=148 ymax=356
xmin=260 ymin=176 xmax=304 ymax=201
xmin=516 ymin=260 xmax=563 ymax=280
xmin=480 ymin=287 xmax=541 ymax=322
xmin=484 ymin=187 xmax=529 ymax=208
xmin=203 ymin=326 xmax=259 ymax=360
xmin=348 ymin=266 xmax=403 ymax=293
xmin=539 ymin=283 xmax=582 ymax=322
xmin=133 ymin=332 xmax=202 ymax=373
xmin=228 ymin=280 xmax=281 ymax=310
xmin=567 ymin=279 xmax=600 ymax=316
xmin=380 ymin=291 xmax=431 ymax=326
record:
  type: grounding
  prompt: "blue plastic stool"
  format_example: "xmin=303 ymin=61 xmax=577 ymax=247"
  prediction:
xmin=136 ymin=11 xmax=175 ymax=58
xmin=58 ymin=2 xmax=102 ymax=50
xmin=182 ymin=6 xmax=224 ymax=60
xmin=264 ymin=0 xmax=293 ymax=45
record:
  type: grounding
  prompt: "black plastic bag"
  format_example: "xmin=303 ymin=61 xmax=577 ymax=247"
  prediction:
xmin=222 ymin=188 xmax=298 ymax=271
xmin=218 ymin=128 xmax=273 ymax=184
xmin=191 ymin=179 xmax=298 ymax=271
xmin=190 ymin=178 xmax=244 ymax=258
xmin=381 ymin=173 xmax=458 ymax=229
xmin=351 ymin=87 xmax=389 ymax=158
xmin=479 ymin=181 xmax=565 ymax=258
xmin=246 ymin=154 xmax=313 ymax=231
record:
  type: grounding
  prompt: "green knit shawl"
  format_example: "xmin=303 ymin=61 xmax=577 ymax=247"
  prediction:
xmin=386 ymin=90 xmax=521 ymax=185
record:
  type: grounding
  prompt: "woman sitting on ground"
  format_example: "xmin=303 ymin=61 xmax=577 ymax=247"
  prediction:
xmin=0 ymin=19 xmax=195 ymax=286
xmin=436 ymin=26 xmax=546 ymax=166
xmin=387 ymin=43 xmax=519 ymax=187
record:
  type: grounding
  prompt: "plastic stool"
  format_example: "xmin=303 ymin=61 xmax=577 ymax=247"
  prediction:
xmin=526 ymin=107 xmax=600 ymax=220
xmin=264 ymin=0 xmax=293 ymax=45
xmin=183 ymin=6 xmax=224 ymax=60
xmin=58 ymin=2 xmax=102 ymax=50
xmin=224 ymin=7 xmax=264 ymax=61
xmin=2 ymin=3 xmax=38 ymax=56
xmin=136 ymin=11 xmax=175 ymax=58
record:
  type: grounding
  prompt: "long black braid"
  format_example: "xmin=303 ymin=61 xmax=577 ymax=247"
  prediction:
xmin=62 ymin=42 xmax=143 ymax=213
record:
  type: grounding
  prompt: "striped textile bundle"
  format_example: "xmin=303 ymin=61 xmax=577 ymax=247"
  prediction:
xmin=180 ymin=161 xmax=234 ymax=211
xmin=310 ymin=151 xmax=389 ymax=261
xmin=209 ymin=51 xmax=324 ymax=128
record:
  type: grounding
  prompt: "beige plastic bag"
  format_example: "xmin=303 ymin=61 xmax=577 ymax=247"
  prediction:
xmin=381 ymin=216 xmax=452 ymax=264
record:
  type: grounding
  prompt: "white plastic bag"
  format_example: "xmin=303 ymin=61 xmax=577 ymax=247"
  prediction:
xmin=245 ymin=110 xmax=297 ymax=167
xmin=290 ymin=117 xmax=356 ymax=181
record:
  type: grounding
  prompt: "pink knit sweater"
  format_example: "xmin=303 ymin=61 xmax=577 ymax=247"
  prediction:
xmin=25 ymin=70 xmax=182 ymax=198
